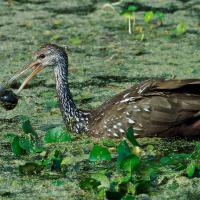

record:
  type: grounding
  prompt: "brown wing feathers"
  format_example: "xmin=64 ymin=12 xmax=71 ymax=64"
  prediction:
xmin=90 ymin=79 xmax=200 ymax=137
xmin=152 ymin=79 xmax=200 ymax=94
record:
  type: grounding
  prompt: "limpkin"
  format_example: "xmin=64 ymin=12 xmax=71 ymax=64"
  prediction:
xmin=9 ymin=44 xmax=200 ymax=137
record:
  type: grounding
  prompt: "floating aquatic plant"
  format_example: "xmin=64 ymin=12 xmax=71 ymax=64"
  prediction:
xmin=144 ymin=11 xmax=165 ymax=27
xmin=144 ymin=11 xmax=154 ymax=24
xmin=5 ymin=116 xmax=40 ymax=156
xmin=175 ymin=21 xmax=187 ymax=36
xmin=155 ymin=11 xmax=165 ymax=25
xmin=89 ymin=144 xmax=112 ymax=161
xmin=44 ymin=127 xmax=72 ymax=143
xmin=120 ymin=5 xmax=138 ymax=34
xmin=5 ymin=116 xmax=200 ymax=199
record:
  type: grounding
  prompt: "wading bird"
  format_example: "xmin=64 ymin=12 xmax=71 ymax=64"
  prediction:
xmin=9 ymin=44 xmax=200 ymax=137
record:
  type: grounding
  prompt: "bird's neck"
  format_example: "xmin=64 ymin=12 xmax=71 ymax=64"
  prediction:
xmin=54 ymin=59 xmax=89 ymax=133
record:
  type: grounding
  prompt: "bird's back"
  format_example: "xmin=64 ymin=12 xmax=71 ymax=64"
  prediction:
xmin=89 ymin=79 xmax=200 ymax=137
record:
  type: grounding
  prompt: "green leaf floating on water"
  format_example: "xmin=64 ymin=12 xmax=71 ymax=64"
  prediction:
xmin=19 ymin=137 xmax=34 ymax=153
xmin=144 ymin=11 xmax=154 ymax=23
xmin=186 ymin=162 xmax=196 ymax=178
xmin=91 ymin=173 xmax=110 ymax=189
xmin=22 ymin=119 xmax=34 ymax=134
xmin=89 ymin=144 xmax=111 ymax=161
xmin=4 ymin=133 xmax=17 ymax=143
xmin=44 ymin=127 xmax=72 ymax=143
xmin=117 ymin=140 xmax=132 ymax=167
xmin=155 ymin=11 xmax=165 ymax=21
xmin=125 ymin=127 xmax=140 ymax=147
xmin=11 ymin=136 xmax=26 ymax=156
xmin=20 ymin=116 xmax=38 ymax=140
xmin=11 ymin=136 xmax=34 ymax=156
xmin=175 ymin=21 xmax=187 ymax=35
xmin=120 ymin=154 xmax=140 ymax=173
xmin=127 ymin=5 xmax=137 ymax=12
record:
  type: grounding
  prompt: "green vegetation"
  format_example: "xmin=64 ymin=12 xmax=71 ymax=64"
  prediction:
xmin=89 ymin=144 xmax=112 ymax=161
xmin=80 ymin=130 xmax=200 ymax=199
xmin=0 ymin=0 xmax=200 ymax=199
xmin=104 ymin=1 xmax=166 ymax=37
xmin=120 ymin=5 xmax=137 ymax=34
xmin=155 ymin=11 xmax=165 ymax=25
xmin=6 ymin=117 xmax=40 ymax=156
xmin=5 ymin=117 xmax=68 ymax=175
xmin=5 ymin=119 xmax=200 ymax=199
xmin=174 ymin=21 xmax=188 ymax=36
xmin=104 ymin=2 xmax=188 ymax=40
xmin=144 ymin=11 xmax=154 ymax=24
xmin=44 ymin=127 xmax=72 ymax=143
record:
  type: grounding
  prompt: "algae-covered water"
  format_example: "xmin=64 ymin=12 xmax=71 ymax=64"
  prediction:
xmin=0 ymin=0 xmax=200 ymax=199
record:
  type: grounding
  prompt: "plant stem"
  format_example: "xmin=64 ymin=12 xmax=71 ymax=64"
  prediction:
xmin=128 ymin=17 xmax=132 ymax=34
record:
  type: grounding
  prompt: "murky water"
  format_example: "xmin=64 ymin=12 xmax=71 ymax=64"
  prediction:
xmin=0 ymin=0 xmax=200 ymax=199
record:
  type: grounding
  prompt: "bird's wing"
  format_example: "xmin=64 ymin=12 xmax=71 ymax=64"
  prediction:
xmin=94 ymin=79 xmax=200 ymax=114
xmin=145 ymin=79 xmax=200 ymax=94
xmin=91 ymin=79 xmax=200 ymax=137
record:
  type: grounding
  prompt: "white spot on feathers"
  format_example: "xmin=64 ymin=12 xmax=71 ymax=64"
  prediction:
xmin=113 ymin=125 xmax=117 ymax=129
xmin=117 ymin=122 xmax=122 ymax=126
xmin=119 ymin=128 xmax=125 ymax=133
xmin=123 ymin=93 xmax=130 ymax=98
xmin=120 ymin=97 xmax=134 ymax=103
xmin=128 ymin=118 xmax=135 ymax=124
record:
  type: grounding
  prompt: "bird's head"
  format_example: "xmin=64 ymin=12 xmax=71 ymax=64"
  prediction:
xmin=8 ymin=44 xmax=68 ymax=93
xmin=34 ymin=44 xmax=68 ymax=67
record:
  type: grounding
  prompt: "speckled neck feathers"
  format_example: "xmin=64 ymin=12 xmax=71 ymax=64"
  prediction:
xmin=53 ymin=54 xmax=89 ymax=133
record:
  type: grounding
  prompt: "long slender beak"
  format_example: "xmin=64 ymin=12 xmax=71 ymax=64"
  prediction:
xmin=8 ymin=60 xmax=45 ymax=94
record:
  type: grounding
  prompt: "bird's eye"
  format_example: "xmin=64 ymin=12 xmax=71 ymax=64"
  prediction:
xmin=38 ymin=54 xmax=45 ymax=59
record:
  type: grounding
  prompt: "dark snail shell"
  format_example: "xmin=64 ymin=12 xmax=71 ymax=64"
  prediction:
xmin=0 ymin=85 xmax=18 ymax=110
